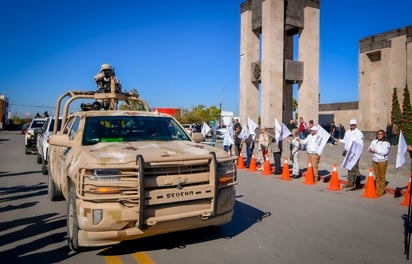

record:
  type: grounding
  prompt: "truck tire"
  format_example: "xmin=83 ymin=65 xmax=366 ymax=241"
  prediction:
xmin=68 ymin=183 xmax=82 ymax=252
xmin=36 ymin=153 xmax=42 ymax=164
xmin=41 ymin=157 xmax=48 ymax=175
xmin=48 ymin=170 xmax=63 ymax=201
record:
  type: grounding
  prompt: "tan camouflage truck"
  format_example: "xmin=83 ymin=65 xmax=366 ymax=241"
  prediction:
xmin=47 ymin=82 xmax=237 ymax=252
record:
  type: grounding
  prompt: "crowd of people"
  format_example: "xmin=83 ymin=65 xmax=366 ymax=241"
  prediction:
xmin=222 ymin=116 xmax=408 ymax=195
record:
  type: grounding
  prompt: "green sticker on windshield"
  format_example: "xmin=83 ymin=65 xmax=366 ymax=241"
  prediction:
xmin=101 ymin=137 xmax=123 ymax=142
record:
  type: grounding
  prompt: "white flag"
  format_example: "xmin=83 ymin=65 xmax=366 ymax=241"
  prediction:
xmin=223 ymin=128 xmax=234 ymax=145
xmin=247 ymin=117 xmax=258 ymax=139
xmin=238 ymin=123 xmax=249 ymax=140
xmin=342 ymin=140 xmax=363 ymax=170
xmin=315 ymin=125 xmax=330 ymax=155
xmin=396 ymin=131 xmax=407 ymax=169
xmin=201 ymin=122 xmax=211 ymax=137
xmin=227 ymin=121 xmax=234 ymax=137
xmin=274 ymin=118 xmax=291 ymax=142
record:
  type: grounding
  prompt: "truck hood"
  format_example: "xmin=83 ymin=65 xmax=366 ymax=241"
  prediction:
xmin=81 ymin=141 xmax=229 ymax=165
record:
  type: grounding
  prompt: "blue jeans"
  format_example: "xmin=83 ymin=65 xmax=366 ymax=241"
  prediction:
xmin=245 ymin=143 xmax=254 ymax=167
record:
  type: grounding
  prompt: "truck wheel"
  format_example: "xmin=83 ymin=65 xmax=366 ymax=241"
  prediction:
xmin=68 ymin=185 xmax=82 ymax=252
xmin=48 ymin=170 xmax=63 ymax=201
xmin=36 ymin=153 xmax=42 ymax=164
xmin=41 ymin=157 xmax=48 ymax=175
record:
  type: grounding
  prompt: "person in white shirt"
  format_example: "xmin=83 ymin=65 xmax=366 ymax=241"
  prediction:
xmin=300 ymin=125 xmax=321 ymax=181
xmin=368 ymin=129 xmax=390 ymax=196
xmin=334 ymin=119 xmax=364 ymax=189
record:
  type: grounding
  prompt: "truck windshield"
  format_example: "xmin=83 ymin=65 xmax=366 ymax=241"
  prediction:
xmin=82 ymin=116 xmax=190 ymax=145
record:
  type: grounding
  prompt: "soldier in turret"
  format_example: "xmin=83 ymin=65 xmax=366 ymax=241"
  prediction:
xmin=94 ymin=64 xmax=122 ymax=110
xmin=94 ymin=63 xmax=122 ymax=93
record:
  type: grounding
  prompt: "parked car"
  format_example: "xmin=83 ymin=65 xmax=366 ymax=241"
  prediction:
xmin=36 ymin=117 xmax=62 ymax=174
xmin=216 ymin=126 xmax=228 ymax=140
xmin=181 ymin=124 xmax=194 ymax=135
xmin=24 ymin=117 xmax=47 ymax=154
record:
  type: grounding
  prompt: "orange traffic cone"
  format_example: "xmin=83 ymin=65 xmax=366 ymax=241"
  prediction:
xmin=303 ymin=159 xmax=315 ymax=185
xmin=237 ymin=153 xmax=245 ymax=169
xmin=262 ymin=155 xmax=272 ymax=175
xmin=401 ymin=173 xmax=412 ymax=206
xmin=248 ymin=154 xmax=257 ymax=172
xmin=327 ymin=164 xmax=342 ymax=191
xmin=279 ymin=157 xmax=291 ymax=181
xmin=362 ymin=168 xmax=379 ymax=198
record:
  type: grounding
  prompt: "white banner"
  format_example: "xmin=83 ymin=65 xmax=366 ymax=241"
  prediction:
xmin=315 ymin=125 xmax=330 ymax=155
xmin=342 ymin=140 xmax=363 ymax=170
xmin=274 ymin=118 xmax=291 ymax=142
xmin=396 ymin=131 xmax=407 ymax=169
xmin=238 ymin=123 xmax=249 ymax=140
xmin=247 ymin=117 xmax=258 ymax=139
xmin=201 ymin=122 xmax=211 ymax=137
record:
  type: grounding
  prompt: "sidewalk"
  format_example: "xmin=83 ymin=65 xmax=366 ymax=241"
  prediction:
xmin=215 ymin=138 xmax=411 ymax=196
xmin=301 ymin=140 xmax=410 ymax=196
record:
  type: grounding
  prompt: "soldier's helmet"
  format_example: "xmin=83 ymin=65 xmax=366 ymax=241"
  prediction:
xmin=100 ymin=64 xmax=113 ymax=72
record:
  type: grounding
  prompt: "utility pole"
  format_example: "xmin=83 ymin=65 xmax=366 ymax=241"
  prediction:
xmin=219 ymin=102 xmax=222 ymax=127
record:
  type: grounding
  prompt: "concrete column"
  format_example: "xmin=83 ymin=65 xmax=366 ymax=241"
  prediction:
xmin=298 ymin=5 xmax=320 ymax=124
xmin=239 ymin=3 xmax=259 ymax=126
xmin=260 ymin=0 xmax=284 ymax=128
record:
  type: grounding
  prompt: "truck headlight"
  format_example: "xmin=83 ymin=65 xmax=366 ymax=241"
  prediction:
xmin=88 ymin=169 xmax=121 ymax=181
xmin=217 ymin=160 xmax=236 ymax=185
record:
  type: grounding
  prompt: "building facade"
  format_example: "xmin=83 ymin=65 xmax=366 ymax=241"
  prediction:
xmin=320 ymin=25 xmax=412 ymax=136
xmin=0 ymin=95 xmax=9 ymax=130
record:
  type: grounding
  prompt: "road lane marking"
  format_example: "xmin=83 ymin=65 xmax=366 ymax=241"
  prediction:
xmin=132 ymin=252 xmax=155 ymax=264
xmin=104 ymin=255 xmax=123 ymax=264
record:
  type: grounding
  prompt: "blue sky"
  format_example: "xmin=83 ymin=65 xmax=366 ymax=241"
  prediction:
xmin=1 ymin=0 xmax=411 ymax=118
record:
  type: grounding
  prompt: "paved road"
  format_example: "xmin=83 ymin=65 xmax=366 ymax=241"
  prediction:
xmin=2 ymin=131 xmax=412 ymax=263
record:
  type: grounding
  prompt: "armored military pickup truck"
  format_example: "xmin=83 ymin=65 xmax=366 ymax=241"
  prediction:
xmin=47 ymin=79 xmax=237 ymax=252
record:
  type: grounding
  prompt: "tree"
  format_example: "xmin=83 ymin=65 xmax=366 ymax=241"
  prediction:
xmin=391 ymin=88 xmax=402 ymax=126
xmin=118 ymin=88 xmax=148 ymax=111
xmin=177 ymin=105 xmax=221 ymax=125
xmin=292 ymin=98 xmax=298 ymax=120
xmin=401 ymin=85 xmax=412 ymax=144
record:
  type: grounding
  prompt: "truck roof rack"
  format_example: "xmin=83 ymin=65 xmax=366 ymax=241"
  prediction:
xmin=53 ymin=79 xmax=150 ymax=133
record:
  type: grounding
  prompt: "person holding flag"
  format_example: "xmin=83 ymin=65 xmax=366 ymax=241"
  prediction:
xmin=245 ymin=118 xmax=258 ymax=168
xmin=271 ymin=119 xmax=292 ymax=175
xmin=222 ymin=127 xmax=234 ymax=154
xmin=258 ymin=127 xmax=270 ymax=166
xmin=269 ymin=129 xmax=283 ymax=175
xmin=334 ymin=119 xmax=364 ymax=189
xmin=233 ymin=125 xmax=243 ymax=157
xmin=300 ymin=125 xmax=321 ymax=181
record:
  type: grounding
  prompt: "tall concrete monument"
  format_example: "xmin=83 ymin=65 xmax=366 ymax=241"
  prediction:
xmin=239 ymin=0 xmax=320 ymax=127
